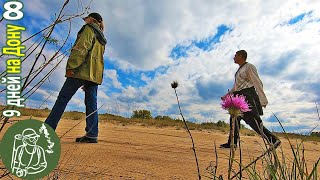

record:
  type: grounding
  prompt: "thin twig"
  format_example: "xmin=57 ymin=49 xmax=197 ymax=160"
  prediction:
xmin=214 ymin=141 xmax=218 ymax=178
xmin=28 ymin=91 xmax=55 ymax=120
xmin=315 ymin=101 xmax=320 ymax=121
xmin=0 ymin=35 xmax=44 ymax=78
xmin=59 ymin=104 xmax=104 ymax=139
xmin=21 ymin=21 xmax=72 ymax=98
xmin=0 ymin=170 xmax=10 ymax=179
xmin=237 ymin=118 xmax=242 ymax=179
xmin=0 ymin=0 xmax=90 ymax=132
xmin=231 ymin=146 xmax=274 ymax=179
xmin=60 ymin=146 xmax=100 ymax=180
xmin=173 ymin=86 xmax=201 ymax=180
xmin=272 ymin=113 xmax=304 ymax=174
xmin=20 ymin=1 xmax=69 ymax=93
xmin=58 ymin=105 xmax=105 ymax=177
xmin=228 ymin=116 xmax=236 ymax=179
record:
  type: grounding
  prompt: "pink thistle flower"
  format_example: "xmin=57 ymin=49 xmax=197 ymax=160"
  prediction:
xmin=221 ymin=94 xmax=251 ymax=117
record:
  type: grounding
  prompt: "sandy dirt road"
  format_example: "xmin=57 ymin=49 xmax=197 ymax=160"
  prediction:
xmin=1 ymin=117 xmax=319 ymax=179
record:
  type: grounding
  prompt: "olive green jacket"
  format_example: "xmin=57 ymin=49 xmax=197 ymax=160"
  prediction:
xmin=66 ymin=23 xmax=107 ymax=85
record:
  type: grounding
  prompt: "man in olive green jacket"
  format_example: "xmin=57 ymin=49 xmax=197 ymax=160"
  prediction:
xmin=45 ymin=13 xmax=106 ymax=143
xmin=66 ymin=22 xmax=106 ymax=85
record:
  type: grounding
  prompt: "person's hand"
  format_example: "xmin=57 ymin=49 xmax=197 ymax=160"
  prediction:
xmin=66 ymin=69 xmax=74 ymax=77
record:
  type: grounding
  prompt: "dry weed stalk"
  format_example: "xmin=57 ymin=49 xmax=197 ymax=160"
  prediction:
xmin=0 ymin=0 xmax=93 ymax=133
xmin=204 ymin=141 xmax=223 ymax=179
xmin=0 ymin=1 xmax=94 ymax=179
xmin=229 ymin=112 xmax=320 ymax=179
xmin=171 ymin=81 xmax=201 ymax=180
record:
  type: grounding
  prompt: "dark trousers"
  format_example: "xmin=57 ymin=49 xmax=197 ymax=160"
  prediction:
xmin=45 ymin=77 xmax=99 ymax=137
xmin=228 ymin=113 xmax=278 ymax=145
xmin=228 ymin=87 xmax=278 ymax=145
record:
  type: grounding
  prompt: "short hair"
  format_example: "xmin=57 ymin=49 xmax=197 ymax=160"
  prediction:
xmin=236 ymin=50 xmax=247 ymax=60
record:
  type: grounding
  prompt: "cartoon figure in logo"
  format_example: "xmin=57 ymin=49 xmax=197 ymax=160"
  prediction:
xmin=11 ymin=128 xmax=47 ymax=177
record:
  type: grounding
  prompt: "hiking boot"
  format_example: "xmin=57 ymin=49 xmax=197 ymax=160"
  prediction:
xmin=219 ymin=143 xmax=237 ymax=149
xmin=75 ymin=136 xmax=98 ymax=143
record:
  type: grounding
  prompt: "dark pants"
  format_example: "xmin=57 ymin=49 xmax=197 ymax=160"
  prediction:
xmin=228 ymin=87 xmax=278 ymax=145
xmin=45 ymin=77 xmax=99 ymax=137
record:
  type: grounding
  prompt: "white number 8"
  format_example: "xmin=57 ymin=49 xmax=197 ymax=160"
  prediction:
xmin=3 ymin=2 xmax=24 ymax=20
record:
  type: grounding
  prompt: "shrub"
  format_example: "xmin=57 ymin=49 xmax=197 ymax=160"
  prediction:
xmin=155 ymin=115 xmax=174 ymax=121
xmin=311 ymin=132 xmax=320 ymax=137
xmin=131 ymin=110 xmax=152 ymax=119
xmin=216 ymin=120 xmax=228 ymax=128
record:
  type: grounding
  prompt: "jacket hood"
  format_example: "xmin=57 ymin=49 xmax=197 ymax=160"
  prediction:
xmin=87 ymin=23 xmax=107 ymax=45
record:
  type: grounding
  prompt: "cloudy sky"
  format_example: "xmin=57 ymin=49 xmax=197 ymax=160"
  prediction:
xmin=0 ymin=0 xmax=319 ymax=133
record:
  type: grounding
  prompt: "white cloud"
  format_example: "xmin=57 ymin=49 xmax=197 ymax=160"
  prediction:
xmin=2 ymin=0 xmax=319 ymax=133
xmin=104 ymin=69 xmax=122 ymax=89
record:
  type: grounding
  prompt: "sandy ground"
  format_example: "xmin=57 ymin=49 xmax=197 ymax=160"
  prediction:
xmin=1 ymin=117 xmax=319 ymax=179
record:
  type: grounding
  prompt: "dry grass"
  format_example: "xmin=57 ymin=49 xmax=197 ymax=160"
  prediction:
xmin=1 ymin=105 xmax=319 ymax=143
xmin=1 ymin=108 xmax=319 ymax=179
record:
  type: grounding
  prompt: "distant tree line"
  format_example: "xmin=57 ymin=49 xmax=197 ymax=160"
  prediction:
xmin=311 ymin=132 xmax=320 ymax=137
xmin=130 ymin=109 xmax=247 ymax=129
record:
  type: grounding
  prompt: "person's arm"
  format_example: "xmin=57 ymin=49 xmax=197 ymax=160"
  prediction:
xmin=66 ymin=25 xmax=95 ymax=71
xmin=247 ymin=64 xmax=268 ymax=107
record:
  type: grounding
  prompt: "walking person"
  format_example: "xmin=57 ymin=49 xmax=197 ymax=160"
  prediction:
xmin=220 ymin=50 xmax=280 ymax=148
xmin=45 ymin=12 xmax=107 ymax=143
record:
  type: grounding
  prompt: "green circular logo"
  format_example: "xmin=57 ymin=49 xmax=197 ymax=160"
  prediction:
xmin=0 ymin=119 xmax=61 ymax=179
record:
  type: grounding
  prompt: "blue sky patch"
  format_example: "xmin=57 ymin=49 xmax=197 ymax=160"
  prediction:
xmin=265 ymin=113 xmax=283 ymax=123
xmin=196 ymin=79 xmax=233 ymax=101
xmin=270 ymin=125 xmax=312 ymax=134
xmin=292 ymin=81 xmax=320 ymax=102
xmin=104 ymin=59 xmax=147 ymax=88
xmin=288 ymin=11 xmax=313 ymax=25
xmin=169 ymin=24 xmax=232 ymax=59
xmin=260 ymin=50 xmax=298 ymax=76
xmin=104 ymin=57 xmax=169 ymax=90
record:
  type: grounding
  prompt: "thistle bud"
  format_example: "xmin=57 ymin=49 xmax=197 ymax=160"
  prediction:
xmin=171 ymin=81 xmax=178 ymax=89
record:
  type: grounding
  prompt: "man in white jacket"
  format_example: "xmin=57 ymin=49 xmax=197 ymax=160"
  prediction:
xmin=220 ymin=50 xmax=280 ymax=149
